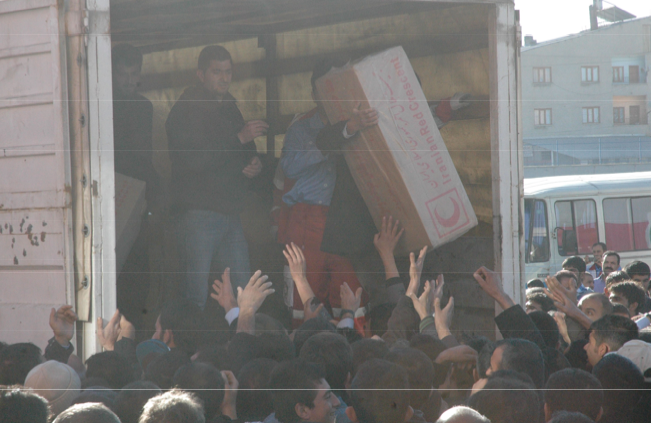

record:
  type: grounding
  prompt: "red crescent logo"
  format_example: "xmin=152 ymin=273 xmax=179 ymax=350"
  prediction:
xmin=434 ymin=196 xmax=461 ymax=228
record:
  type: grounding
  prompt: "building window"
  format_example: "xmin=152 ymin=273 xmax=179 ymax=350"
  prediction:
xmin=534 ymin=109 xmax=552 ymax=126
xmin=581 ymin=66 xmax=599 ymax=82
xmin=613 ymin=107 xmax=625 ymax=124
xmin=582 ymin=107 xmax=600 ymax=123
xmin=533 ymin=67 xmax=552 ymax=83
xmin=613 ymin=66 xmax=625 ymax=82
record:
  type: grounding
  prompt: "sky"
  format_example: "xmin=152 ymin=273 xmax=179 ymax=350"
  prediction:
xmin=516 ymin=0 xmax=651 ymax=42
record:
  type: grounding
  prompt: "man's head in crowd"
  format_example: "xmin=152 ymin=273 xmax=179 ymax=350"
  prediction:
xmin=24 ymin=360 xmax=81 ymax=416
xmin=196 ymin=45 xmax=232 ymax=99
xmin=610 ymin=303 xmax=631 ymax=318
xmin=528 ymin=311 xmax=560 ymax=349
xmin=145 ymin=350 xmax=191 ymax=390
xmin=434 ymin=406 xmax=490 ymax=423
xmin=592 ymin=242 xmax=607 ymax=265
xmin=591 ymin=353 xmax=644 ymax=415
xmin=139 ymin=389 xmax=205 ymax=423
xmin=601 ymin=251 xmax=620 ymax=277
xmin=52 ymin=402 xmax=120 ymax=423
xmin=112 ymin=44 xmax=143 ymax=97
xmin=487 ymin=338 xmax=545 ymax=389
xmin=527 ymin=279 xmax=545 ymax=289
xmin=543 ymin=368 xmax=603 ymax=422
xmin=352 ymin=339 xmax=389 ymax=377
xmin=0 ymin=343 xmax=43 ymax=385
xmin=584 ymin=314 xmax=638 ymax=367
xmin=269 ymin=358 xmax=340 ymax=423
xmin=547 ymin=411 xmax=595 ymax=423
xmin=347 ymin=359 xmax=412 ymax=423
xmin=467 ymin=371 xmax=541 ymax=423
xmin=299 ymin=332 xmax=352 ymax=394
xmin=153 ymin=298 xmax=205 ymax=356
xmin=554 ymin=270 xmax=579 ymax=302
xmin=609 ymin=281 xmax=645 ymax=316
xmin=385 ymin=348 xmax=435 ymax=410
xmin=0 ymin=386 xmax=50 ymax=423
xmin=581 ymin=273 xmax=594 ymax=290
xmin=623 ymin=260 xmax=651 ymax=292
xmin=236 ymin=358 xmax=278 ymax=423
xmin=172 ymin=362 xmax=225 ymax=420
xmin=113 ymin=381 xmax=161 ymax=423
xmin=85 ymin=351 xmax=135 ymax=390
xmin=604 ymin=270 xmax=628 ymax=292
xmin=578 ymin=293 xmax=612 ymax=321
xmin=526 ymin=289 xmax=556 ymax=313
xmin=562 ymin=256 xmax=586 ymax=282
xmin=293 ymin=318 xmax=336 ymax=355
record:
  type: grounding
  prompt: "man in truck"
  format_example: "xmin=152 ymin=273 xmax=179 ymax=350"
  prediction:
xmin=166 ymin=45 xmax=268 ymax=309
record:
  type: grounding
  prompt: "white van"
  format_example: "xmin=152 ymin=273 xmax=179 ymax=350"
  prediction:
xmin=524 ymin=172 xmax=651 ymax=283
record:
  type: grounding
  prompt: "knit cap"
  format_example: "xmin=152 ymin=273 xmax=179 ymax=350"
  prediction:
xmin=24 ymin=360 xmax=81 ymax=415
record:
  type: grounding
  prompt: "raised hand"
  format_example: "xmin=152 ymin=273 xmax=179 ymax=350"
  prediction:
xmin=406 ymin=246 xmax=428 ymax=297
xmin=373 ymin=216 xmax=404 ymax=257
xmin=473 ymin=266 xmax=515 ymax=310
xmin=432 ymin=274 xmax=445 ymax=302
xmin=283 ymin=243 xmax=317 ymax=305
xmin=211 ymin=268 xmax=238 ymax=313
xmin=346 ymin=102 xmax=379 ymax=133
xmin=238 ymin=120 xmax=269 ymax=144
xmin=242 ymin=156 xmax=263 ymax=178
xmin=50 ymin=305 xmax=77 ymax=347
xmin=340 ymin=282 xmax=363 ymax=317
xmin=237 ymin=271 xmax=275 ymax=315
xmin=552 ymin=311 xmax=571 ymax=345
xmin=409 ymin=280 xmax=432 ymax=320
xmin=303 ymin=297 xmax=325 ymax=322
xmin=221 ymin=370 xmax=239 ymax=419
xmin=96 ymin=309 xmax=121 ymax=351
xmin=434 ymin=297 xmax=454 ymax=339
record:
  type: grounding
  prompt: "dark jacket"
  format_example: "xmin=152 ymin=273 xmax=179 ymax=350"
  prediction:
xmin=166 ymin=85 xmax=256 ymax=215
xmin=315 ymin=121 xmax=377 ymax=256
xmin=113 ymin=92 xmax=161 ymax=208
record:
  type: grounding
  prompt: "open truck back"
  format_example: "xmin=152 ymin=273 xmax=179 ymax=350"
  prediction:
xmin=1 ymin=0 xmax=523 ymax=358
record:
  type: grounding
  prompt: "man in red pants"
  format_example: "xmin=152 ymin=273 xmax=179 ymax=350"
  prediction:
xmin=279 ymin=60 xmax=378 ymax=326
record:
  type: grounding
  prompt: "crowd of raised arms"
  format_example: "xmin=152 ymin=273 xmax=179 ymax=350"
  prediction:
xmin=2 ymin=223 xmax=651 ymax=423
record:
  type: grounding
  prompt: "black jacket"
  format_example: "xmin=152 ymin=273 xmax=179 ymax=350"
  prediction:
xmin=166 ymin=85 xmax=256 ymax=215
xmin=315 ymin=121 xmax=377 ymax=256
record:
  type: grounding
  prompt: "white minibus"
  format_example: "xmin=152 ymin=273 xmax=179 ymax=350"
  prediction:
xmin=524 ymin=172 xmax=651 ymax=284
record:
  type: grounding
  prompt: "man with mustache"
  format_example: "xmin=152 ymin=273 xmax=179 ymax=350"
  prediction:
xmin=593 ymin=251 xmax=620 ymax=294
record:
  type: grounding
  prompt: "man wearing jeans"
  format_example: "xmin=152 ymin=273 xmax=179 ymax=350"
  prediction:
xmin=166 ymin=45 xmax=267 ymax=308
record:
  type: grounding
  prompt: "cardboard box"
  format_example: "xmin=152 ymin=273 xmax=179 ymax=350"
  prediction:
xmin=115 ymin=173 xmax=147 ymax=273
xmin=315 ymin=46 xmax=477 ymax=255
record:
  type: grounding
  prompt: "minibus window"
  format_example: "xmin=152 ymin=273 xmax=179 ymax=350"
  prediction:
xmin=525 ymin=199 xmax=549 ymax=263
xmin=604 ymin=196 xmax=651 ymax=251
xmin=555 ymin=200 xmax=598 ymax=256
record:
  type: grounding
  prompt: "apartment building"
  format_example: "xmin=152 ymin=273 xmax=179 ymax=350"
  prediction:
xmin=522 ymin=16 xmax=651 ymax=169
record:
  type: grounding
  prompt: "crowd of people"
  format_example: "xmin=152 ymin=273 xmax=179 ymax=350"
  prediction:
xmin=3 ymin=45 xmax=651 ymax=423
xmin=2 ymin=229 xmax=651 ymax=423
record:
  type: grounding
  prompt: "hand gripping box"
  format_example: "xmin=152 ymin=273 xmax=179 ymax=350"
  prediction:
xmin=315 ymin=46 xmax=477 ymax=255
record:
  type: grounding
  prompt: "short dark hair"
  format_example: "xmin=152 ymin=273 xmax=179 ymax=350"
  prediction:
xmin=495 ymin=338 xmax=546 ymax=389
xmin=592 ymin=242 xmax=607 ymax=251
xmin=589 ymin=315 xmax=638 ymax=351
xmin=53 ymin=402 xmax=121 ymax=423
xmin=293 ymin=318 xmax=336 ymax=355
xmin=527 ymin=279 xmax=545 ymax=289
xmin=310 ymin=57 xmax=349 ymax=92
xmin=159 ymin=298 xmax=205 ymax=356
xmin=544 ymin=368 xmax=603 ymax=421
xmin=563 ymin=256 xmax=587 ymax=274
xmin=611 ymin=303 xmax=631 ymax=317
xmin=548 ymin=411 xmax=595 ymax=423
xmin=385 ymin=347 xmax=435 ymax=409
xmin=85 ymin=351 xmax=135 ymax=390
xmin=528 ymin=311 xmax=560 ymax=348
xmin=112 ymin=44 xmax=143 ymax=69
xmin=258 ymin=331 xmax=295 ymax=363
xmin=603 ymin=250 xmax=620 ymax=265
xmin=349 ymin=359 xmax=410 ymax=423
xmin=172 ymin=363 xmax=225 ymax=420
xmin=0 ymin=386 xmax=50 ymax=423
xmin=236 ymin=358 xmax=278 ymax=422
xmin=592 ymin=353 xmax=644 ymax=409
xmin=71 ymin=387 xmax=117 ymax=410
xmin=605 ymin=271 xmax=629 ymax=289
xmin=477 ymin=343 xmax=496 ymax=379
xmin=113 ymin=381 xmax=161 ymax=423
xmin=610 ymin=281 xmax=646 ymax=314
xmin=0 ymin=343 xmax=42 ymax=385
xmin=145 ymin=350 xmax=191 ymax=390
xmin=198 ymin=45 xmax=232 ymax=71
xmin=554 ymin=270 xmax=579 ymax=289
xmin=527 ymin=291 xmax=556 ymax=313
xmin=299 ymin=332 xmax=352 ymax=393
xmin=351 ymin=339 xmax=389 ymax=377
xmin=138 ymin=389 xmax=205 ymax=423
xmin=268 ymin=359 xmax=325 ymax=423
xmin=467 ymin=373 xmax=540 ymax=423
xmin=565 ymin=339 xmax=589 ymax=371
xmin=623 ymin=260 xmax=651 ymax=278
